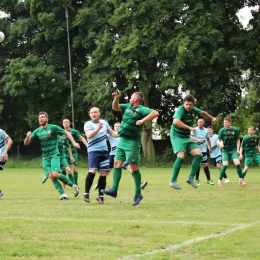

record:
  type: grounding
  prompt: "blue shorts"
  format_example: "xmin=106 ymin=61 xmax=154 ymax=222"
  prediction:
xmin=88 ymin=151 xmax=109 ymax=171
xmin=109 ymin=155 xmax=130 ymax=169
xmin=211 ymin=155 xmax=222 ymax=166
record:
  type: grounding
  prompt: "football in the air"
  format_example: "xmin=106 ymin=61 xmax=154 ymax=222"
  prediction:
xmin=0 ymin=31 xmax=5 ymax=43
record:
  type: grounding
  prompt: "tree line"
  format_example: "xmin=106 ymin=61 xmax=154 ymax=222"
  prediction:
xmin=0 ymin=0 xmax=259 ymax=160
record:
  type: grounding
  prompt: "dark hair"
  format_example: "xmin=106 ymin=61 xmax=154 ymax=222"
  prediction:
xmin=224 ymin=117 xmax=232 ymax=122
xmin=38 ymin=111 xmax=48 ymax=118
xmin=207 ymin=126 xmax=213 ymax=130
xmin=183 ymin=94 xmax=195 ymax=104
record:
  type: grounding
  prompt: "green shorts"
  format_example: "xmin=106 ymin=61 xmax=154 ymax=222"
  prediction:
xmin=115 ymin=146 xmax=140 ymax=165
xmin=60 ymin=157 xmax=69 ymax=170
xmin=65 ymin=151 xmax=78 ymax=165
xmin=170 ymin=136 xmax=198 ymax=154
xmin=222 ymin=150 xmax=240 ymax=161
xmin=244 ymin=155 xmax=260 ymax=167
xmin=42 ymin=154 xmax=61 ymax=177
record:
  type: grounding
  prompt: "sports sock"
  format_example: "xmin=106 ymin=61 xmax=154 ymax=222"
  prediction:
xmin=204 ymin=166 xmax=211 ymax=180
xmin=219 ymin=165 xmax=228 ymax=180
xmin=236 ymin=165 xmax=243 ymax=178
xmin=242 ymin=171 xmax=246 ymax=178
xmin=58 ymin=174 xmax=74 ymax=187
xmin=68 ymin=173 xmax=74 ymax=183
xmin=195 ymin=168 xmax=200 ymax=181
xmin=132 ymin=170 xmax=141 ymax=196
xmin=223 ymin=172 xmax=228 ymax=178
xmin=171 ymin=157 xmax=183 ymax=182
xmin=61 ymin=170 xmax=66 ymax=176
xmin=51 ymin=179 xmax=65 ymax=195
xmin=98 ymin=176 xmax=106 ymax=196
xmin=189 ymin=154 xmax=202 ymax=179
xmin=111 ymin=168 xmax=122 ymax=191
xmin=73 ymin=171 xmax=78 ymax=185
xmin=85 ymin=172 xmax=95 ymax=193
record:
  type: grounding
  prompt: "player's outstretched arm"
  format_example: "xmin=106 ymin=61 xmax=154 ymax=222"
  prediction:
xmin=136 ymin=110 xmax=159 ymax=125
xmin=65 ymin=131 xmax=80 ymax=149
xmin=173 ymin=118 xmax=195 ymax=132
xmin=24 ymin=132 xmax=32 ymax=145
xmin=112 ymin=92 xmax=122 ymax=111
xmin=201 ymin=111 xmax=217 ymax=123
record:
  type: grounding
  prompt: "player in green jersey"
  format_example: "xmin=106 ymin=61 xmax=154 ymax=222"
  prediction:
xmin=24 ymin=112 xmax=80 ymax=200
xmin=239 ymin=126 xmax=260 ymax=179
xmin=217 ymin=117 xmax=245 ymax=187
xmin=102 ymin=92 xmax=159 ymax=206
xmin=169 ymin=94 xmax=217 ymax=190
xmin=58 ymin=135 xmax=79 ymax=196
xmin=62 ymin=119 xmax=88 ymax=185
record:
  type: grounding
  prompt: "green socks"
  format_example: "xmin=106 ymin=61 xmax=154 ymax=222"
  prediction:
xmin=111 ymin=168 xmax=122 ymax=191
xmin=68 ymin=173 xmax=75 ymax=183
xmin=236 ymin=165 xmax=243 ymax=178
xmin=219 ymin=165 xmax=228 ymax=180
xmin=58 ymin=174 xmax=74 ymax=187
xmin=132 ymin=170 xmax=142 ymax=196
xmin=189 ymin=154 xmax=202 ymax=179
xmin=73 ymin=171 xmax=78 ymax=185
xmin=52 ymin=179 xmax=65 ymax=195
xmin=171 ymin=157 xmax=183 ymax=182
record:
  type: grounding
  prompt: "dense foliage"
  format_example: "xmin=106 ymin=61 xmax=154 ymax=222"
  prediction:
xmin=0 ymin=0 xmax=259 ymax=159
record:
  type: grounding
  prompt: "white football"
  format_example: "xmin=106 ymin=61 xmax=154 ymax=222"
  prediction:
xmin=0 ymin=31 xmax=5 ymax=43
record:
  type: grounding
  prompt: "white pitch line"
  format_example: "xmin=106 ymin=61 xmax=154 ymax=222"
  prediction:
xmin=119 ymin=220 xmax=260 ymax=260
xmin=0 ymin=216 xmax=245 ymax=226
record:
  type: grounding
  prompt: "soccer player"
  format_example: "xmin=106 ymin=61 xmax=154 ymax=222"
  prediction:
xmin=207 ymin=126 xmax=229 ymax=183
xmin=92 ymin=122 xmax=148 ymax=191
xmin=83 ymin=107 xmax=118 ymax=204
xmin=58 ymin=135 xmax=79 ymax=197
xmin=169 ymin=94 xmax=217 ymax=190
xmin=24 ymin=111 xmax=80 ymax=200
xmin=0 ymin=128 xmax=13 ymax=197
xmin=190 ymin=119 xmax=214 ymax=185
xmin=217 ymin=117 xmax=245 ymax=187
xmin=102 ymin=92 xmax=159 ymax=206
xmin=62 ymin=118 xmax=88 ymax=185
xmin=239 ymin=125 xmax=260 ymax=179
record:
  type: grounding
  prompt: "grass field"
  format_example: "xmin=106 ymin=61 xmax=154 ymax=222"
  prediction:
xmin=0 ymin=167 xmax=260 ymax=260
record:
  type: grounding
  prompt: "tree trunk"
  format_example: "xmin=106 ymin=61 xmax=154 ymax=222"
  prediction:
xmin=140 ymin=91 xmax=156 ymax=162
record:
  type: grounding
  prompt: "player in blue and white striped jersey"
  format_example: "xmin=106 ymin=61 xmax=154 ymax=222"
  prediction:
xmin=207 ymin=126 xmax=229 ymax=183
xmin=190 ymin=119 xmax=214 ymax=185
xmin=0 ymin=129 xmax=13 ymax=197
xmin=83 ymin=107 xmax=118 ymax=204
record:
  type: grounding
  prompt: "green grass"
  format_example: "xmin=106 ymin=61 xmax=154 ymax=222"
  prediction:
xmin=0 ymin=167 xmax=260 ymax=260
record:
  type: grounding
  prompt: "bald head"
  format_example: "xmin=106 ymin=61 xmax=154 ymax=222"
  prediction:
xmin=89 ymin=107 xmax=101 ymax=122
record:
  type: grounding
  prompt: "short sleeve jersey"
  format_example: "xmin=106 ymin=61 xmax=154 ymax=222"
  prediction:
xmin=241 ymin=134 xmax=259 ymax=157
xmin=0 ymin=129 xmax=10 ymax=158
xmin=58 ymin=135 xmax=70 ymax=158
xmin=118 ymin=103 xmax=153 ymax=141
xmin=29 ymin=124 xmax=65 ymax=159
xmin=63 ymin=128 xmax=82 ymax=154
xmin=208 ymin=134 xmax=221 ymax=158
xmin=84 ymin=119 xmax=110 ymax=152
xmin=107 ymin=134 xmax=120 ymax=155
xmin=218 ymin=126 xmax=240 ymax=152
xmin=191 ymin=127 xmax=209 ymax=153
xmin=171 ymin=105 xmax=202 ymax=138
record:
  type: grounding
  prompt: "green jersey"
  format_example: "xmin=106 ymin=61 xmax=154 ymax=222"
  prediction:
xmin=30 ymin=124 xmax=65 ymax=159
xmin=170 ymin=105 xmax=202 ymax=138
xmin=58 ymin=135 xmax=70 ymax=159
xmin=63 ymin=128 xmax=82 ymax=154
xmin=218 ymin=126 xmax=240 ymax=152
xmin=241 ymin=134 xmax=259 ymax=157
xmin=118 ymin=103 xmax=153 ymax=142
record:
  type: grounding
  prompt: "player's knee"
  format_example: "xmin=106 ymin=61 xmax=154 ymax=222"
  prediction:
xmin=50 ymin=171 xmax=60 ymax=179
xmin=194 ymin=154 xmax=203 ymax=161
